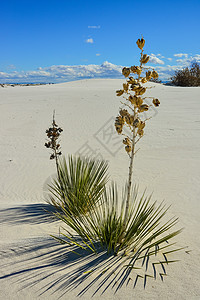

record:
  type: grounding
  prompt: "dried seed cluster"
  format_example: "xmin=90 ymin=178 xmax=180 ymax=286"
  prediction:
xmin=45 ymin=116 xmax=63 ymax=160
xmin=115 ymin=37 xmax=160 ymax=154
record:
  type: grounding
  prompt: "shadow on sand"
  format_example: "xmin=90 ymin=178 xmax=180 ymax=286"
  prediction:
xmin=0 ymin=203 xmax=58 ymax=224
xmin=0 ymin=234 xmax=160 ymax=298
xmin=0 ymin=203 xmax=174 ymax=298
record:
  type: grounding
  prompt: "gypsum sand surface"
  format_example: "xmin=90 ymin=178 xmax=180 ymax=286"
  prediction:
xmin=0 ymin=79 xmax=200 ymax=299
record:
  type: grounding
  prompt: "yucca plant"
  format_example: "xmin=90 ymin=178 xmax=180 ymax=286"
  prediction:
xmin=48 ymin=155 xmax=109 ymax=215
xmin=115 ymin=37 xmax=160 ymax=236
xmin=51 ymin=184 xmax=184 ymax=288
xmin=49 ymin=38 xmax=185 ymax=289
xmin=52 ymin=184 xmax=181 ymax=255
xmin=45 ymin=112 xmax=109 ymax=215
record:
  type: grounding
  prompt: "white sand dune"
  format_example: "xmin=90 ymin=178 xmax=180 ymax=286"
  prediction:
xmin=0 ymin=79 xmax=200 ymax=299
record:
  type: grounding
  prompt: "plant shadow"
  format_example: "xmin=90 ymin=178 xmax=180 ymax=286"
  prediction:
xmin=0 ymin=235 xmax=169 ymax=298
xmin=0 ymin=203 xmax=58 ymax=225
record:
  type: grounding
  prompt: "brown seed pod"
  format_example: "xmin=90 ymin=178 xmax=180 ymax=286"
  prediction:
xmin=122 ymin=67 xmax=131 ymax=78
xmin=135 ymin=97 xmax=143 ymax=107
xmin=136 ymin=38 xmax=145 ymax=50
xmin=44 ymin=142 xmax=51 ymax=148
xmin=116 ymin=89 xmax=124 ymax=96
xmin=139 ymin=104 xmax=149 ymax=112
xmin=152 ymin=98 xmax=160 ymax=107
xmin=128 ymin=77 xmax=137 ymax=85
xmin=115 ymin=115 xmax=125 ymax=126
xmin=137 ymin=128 xmax=144 ymax=136
xmin=146 ymin=71 xmax=152 ymax=80
xmin=152 ymin=70 xmax=159 ymax=79
xmin=119 ymin=109 xmax=129 ymax=117
xmin=123 ymin=83 xmax=129 ymax=92
xmin=125 ymin=114 xmax=132 ymax=125
xmin=141 ymin=54 xmax=150 ymax=64
xmin=129 ymin=95 xmax=143 ymax=107
xmin=128 ymin=95 xmax=134 ymax=104
xmin=123 ymin=137 xmax=131 ymax=146
xmin=115 ymin=125 xmax=123 ymax=134
xmin=138 ymin=121 xmax=145 ymax=130
xmin=133 ymin=118 xmax=140 ymax=127
xmin=131 ymin=66 xmax=137 ymax=73
xmin=141 ymin=77 xmax=147 ymax=84
xmin=131 ymin=83 xmax=141 ymax=91
xmin=125 ymin=145 xmax=132 ymax=153
xmin=115 ymin=117 xmax=123 ymax=133
xmin=131 ymin=66 xmax=142 ymax=76
xmin=136 ymin=87 xmax=146 ymax=96
xmin=136 ymin=67 xmax=142 ymax=76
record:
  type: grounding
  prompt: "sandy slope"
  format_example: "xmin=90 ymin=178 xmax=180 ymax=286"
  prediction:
xmin=0 ymin=79 xmax=200 ymax=299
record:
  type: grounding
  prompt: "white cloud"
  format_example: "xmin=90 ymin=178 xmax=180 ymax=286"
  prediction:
xmin=149 ymin=54 xmax=165 ymax=65
xmin=174 ymin=53 xmax=188 ymax=58
xmin=174 ymin=54 xmax=200 ymax=67
xmin=0 ymin=62 xmax=123 ymax=83
xmin=1 ymin=53 xmax=199 ymax=84
xmin=88 ymin=25 xmax=100 ymax=29
xmin=193 ymin=54 xmax=200 ymax=62
xmin=86 ymin=38 xmax=94 ymax=44
xmin=96 ymin=53 xmax=101 ymax=56
xmin=167 ymin=58 xmax=172 ymax=61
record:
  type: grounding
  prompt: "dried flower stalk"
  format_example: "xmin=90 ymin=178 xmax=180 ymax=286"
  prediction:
xmin=45 ymin=110 xmax=63 ymax=182
xmin=115 ymin=37 xmax=160 ymax=237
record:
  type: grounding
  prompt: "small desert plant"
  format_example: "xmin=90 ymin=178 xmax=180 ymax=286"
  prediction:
xmin=45 ymin=112 xmax=109 ymax=215
xmin=45 ymin=110 xmax=63 ymax=182
xmin=48 ymin=155 xmax=109 ymax=215
xmin=170 ymin=62 xmax=200 ymax=86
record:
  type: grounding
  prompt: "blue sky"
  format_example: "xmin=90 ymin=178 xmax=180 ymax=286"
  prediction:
xmin=1 ymin=0 xmax=200 ymax=83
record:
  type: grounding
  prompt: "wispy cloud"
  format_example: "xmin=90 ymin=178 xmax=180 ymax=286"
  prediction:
xmin=174 ymin=53 xmax=188 ymax=58
xmin=149 ymin=54 xmax=165 ymax=65
xmin=88 ymin=25 xmax=100 ymax=29
xmin=157 ymin=54 xmax=165 ymax=59
xmin=96 ymin=53 xmax=101 ymax=56
xmin=86 ymin=38 xmax=94 ymax=44
xmin=7 ymin=64 xmax=16 ymax=70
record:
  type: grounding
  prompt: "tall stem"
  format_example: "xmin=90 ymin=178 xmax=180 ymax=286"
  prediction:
xmin=123 ymin=109 xmax=136 ymax=230
xmin=124 ymin=127 xmax=136 ymax=220
xmin=122 ymin=50 xmax=143 ymax=234
xmin=52 ymin=111 xmax=64 ymax=197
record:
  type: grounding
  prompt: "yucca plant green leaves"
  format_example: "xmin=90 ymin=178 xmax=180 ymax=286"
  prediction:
xmin=47 ymin=155 xmax=109 ymax=215
xmin=51 ymin=183 xmax=183 ymax=275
